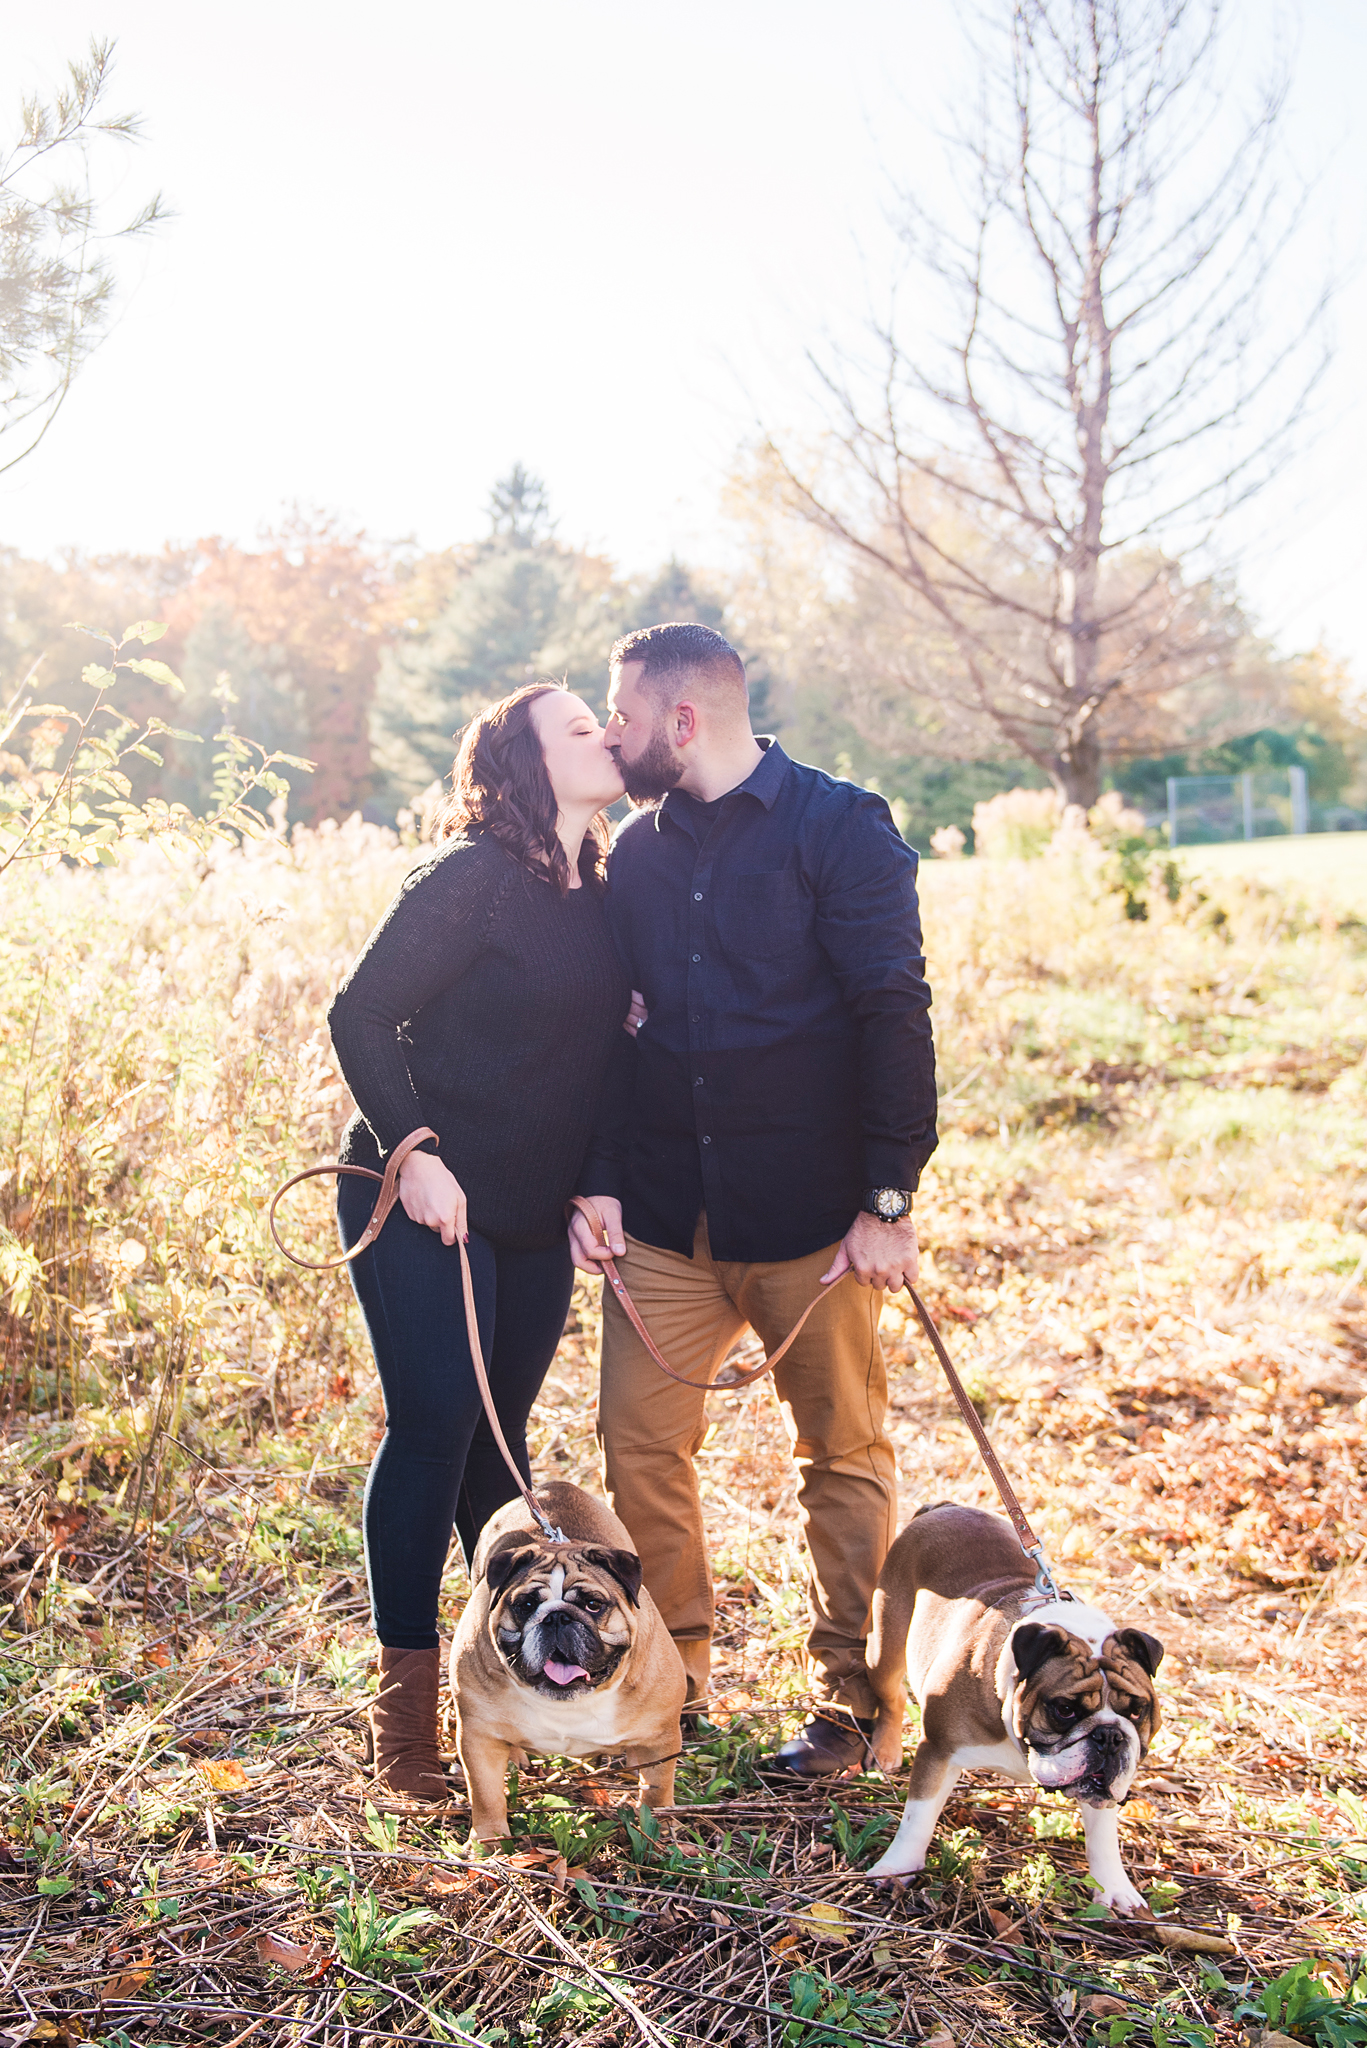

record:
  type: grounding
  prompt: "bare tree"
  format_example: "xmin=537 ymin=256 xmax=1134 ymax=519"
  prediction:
xmin=1 ymin=38 xmax=167 ymax=477
xmin=768 ymin=0 xmax=1326 ymax=808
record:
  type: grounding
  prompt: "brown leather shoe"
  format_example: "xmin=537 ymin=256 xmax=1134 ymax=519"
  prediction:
xmin=371 ymin=1646 xmax=451 ymax=1803
xmin=766 ymin=1711 xmax=876 ymax=1778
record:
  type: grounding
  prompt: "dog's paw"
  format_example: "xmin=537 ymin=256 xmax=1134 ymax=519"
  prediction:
xmin=1095 ymin=1877 xmax=1151 ymax=1918
xmin=867 ymin=1849 xmax=926 ymax=1883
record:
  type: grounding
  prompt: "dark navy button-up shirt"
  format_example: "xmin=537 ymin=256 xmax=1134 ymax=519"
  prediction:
xmin=581 ymin=739 xmax=938 ymax=1263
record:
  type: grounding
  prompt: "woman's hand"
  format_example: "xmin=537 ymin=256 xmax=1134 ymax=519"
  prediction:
xmin=625 ymin=989 xmax=648 ymax=1037
xmin=398 ymin=1150 xmax=468 ymax=1246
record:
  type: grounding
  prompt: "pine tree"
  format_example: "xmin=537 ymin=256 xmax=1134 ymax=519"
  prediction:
xmin=371 ymin=468 xmax=624 ymax=810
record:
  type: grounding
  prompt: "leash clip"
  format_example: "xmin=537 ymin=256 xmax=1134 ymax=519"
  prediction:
xmin=533 ymin=1513 xmax=567 ymax=1545
xmin=1023 ymin=1542 xmax=1068 ymax=1605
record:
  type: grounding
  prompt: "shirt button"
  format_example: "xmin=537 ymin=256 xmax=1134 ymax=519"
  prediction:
xmin=693 ymin=891 xmax=703 ymax=901
xmin=691 ymin=953 xmax=700 ymax=962
xmin=694 ymin=1076 xmax=703 ymax=1086
xmin=701 ymin=1135 xmax=712 ymax=1145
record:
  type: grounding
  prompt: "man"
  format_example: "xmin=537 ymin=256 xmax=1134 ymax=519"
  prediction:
xmin=568 ymin=622 xmax=937 ymax=1774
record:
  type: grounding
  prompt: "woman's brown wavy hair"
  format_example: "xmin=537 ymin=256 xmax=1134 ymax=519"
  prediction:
xmin=433 ymin=681 xmax=609 ymax=895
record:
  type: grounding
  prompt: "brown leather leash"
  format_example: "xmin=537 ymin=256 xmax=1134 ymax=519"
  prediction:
xmin=565 ymin=1196 xmax=843 ymax=1392
xmin=568 ymin=1196 xmax=1066 ymax=1603
xmin=268 ymin=1128 xmax=567 ymax=1543
xmin=268 ymin=1148 xmax=1063 ymax=1595
xmin=901 ymin=1288 xmax=1066 ymax=1603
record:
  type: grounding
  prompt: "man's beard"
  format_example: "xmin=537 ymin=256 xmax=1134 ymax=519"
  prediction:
xmin=612 ymin=721 xmax=683 ymax=803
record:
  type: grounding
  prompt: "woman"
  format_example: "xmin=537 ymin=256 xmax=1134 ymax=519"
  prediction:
xmin=327 ymin=683 xmax=627 ymax=1800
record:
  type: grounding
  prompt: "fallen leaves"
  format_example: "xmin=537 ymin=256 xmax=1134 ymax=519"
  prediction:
xmin=786 ymin=1899 xmax=854 ymax=1947
xmin=1153 ymin=1926 xmax=1237 ymax=1956
xmin=42 ymin=1504 xmax=88 ymax=1549
xmin=101 ymin=1955 xmax=152 ymax=1999
xmin=256 ymin=1932 xmax=333 ymax=1975
xmin=985 ymin=1907 xmax=1025 ymax=1945
xmin=503 ymin=1845 xmax=579 ymax=1888
xmin=198 ymin=1758 xmax=250 ymax=1792
xmin=1 ymin=2023 xmax=85 ymax=2047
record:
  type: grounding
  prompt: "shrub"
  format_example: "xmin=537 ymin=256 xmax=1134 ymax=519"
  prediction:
xmin=971 ymin=787 xmax=1062 ymax=858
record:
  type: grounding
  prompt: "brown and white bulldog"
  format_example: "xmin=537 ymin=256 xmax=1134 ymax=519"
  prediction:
xmin=449 ymin=1480 xmax=688 ymax=1846
xmin=863 ymin=1503 xmax=1163 ymax=1915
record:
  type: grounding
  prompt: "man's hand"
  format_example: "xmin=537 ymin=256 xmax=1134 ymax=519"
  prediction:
xmin=569 ymin=1195 xmax=626 ymax=1274
xmin=821 ymin=1211 xmax=919 ymax=1292
xmin=398 ymin=1150 xmax=468 ymax=1247
xmin=624 ymin=989 xmax=648 ymax=1037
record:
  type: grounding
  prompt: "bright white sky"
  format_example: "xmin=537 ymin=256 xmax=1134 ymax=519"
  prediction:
xmin=5 ymin=0 xmax=1366 ymax=682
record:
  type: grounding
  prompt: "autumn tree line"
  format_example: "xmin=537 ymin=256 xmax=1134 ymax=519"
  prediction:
xmin=0 ymin=455 xmax=1361 ymax=853
xmin=2 ymin=16 xmax=1365 ymax=852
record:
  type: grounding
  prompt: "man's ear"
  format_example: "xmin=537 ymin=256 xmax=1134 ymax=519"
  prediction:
xmin=483 ymin=1542 xmax=540 ymax=1600
xmin=585 ymin=1547 xmax=642 ymax=1608
xmin=1011 ymin=1623 xmax=1070 ymax=1682
xmin=673 ymin=701 xmax=698 ymax=745
xmin=1113 ymin=1628 xmax=1164 ymax=1677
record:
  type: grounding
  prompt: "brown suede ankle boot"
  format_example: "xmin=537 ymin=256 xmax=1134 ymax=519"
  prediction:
xmin=371 ymin=1646 xmax=450 ymax=1803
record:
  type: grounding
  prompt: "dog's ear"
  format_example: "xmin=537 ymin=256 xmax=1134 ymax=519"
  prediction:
xmin=1011 ymin=1623 xmax=1070 ymax=1682
xmin=1113 ymin=1628 xmax=1164 ymax=1677
xmin=483 ymin=1542 xmax=541 ymax=1600
xmin=584 ymin=1547 xmax=642 ymax=1608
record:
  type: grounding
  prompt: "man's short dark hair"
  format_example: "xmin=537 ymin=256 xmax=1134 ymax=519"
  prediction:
xmin=610 ymin=621 xmax=747 ymax=708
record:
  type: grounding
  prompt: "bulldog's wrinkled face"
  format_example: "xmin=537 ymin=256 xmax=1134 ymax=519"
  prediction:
xmin=483 ymin=1541 xmax=641 ymax=1699
xmin=1009 ymin=1622 xmax=1163 ymax=1808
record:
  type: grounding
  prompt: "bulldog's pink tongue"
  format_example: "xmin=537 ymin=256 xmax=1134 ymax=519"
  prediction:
xmin=543 ymin=1659 xmax=588 ymax=1687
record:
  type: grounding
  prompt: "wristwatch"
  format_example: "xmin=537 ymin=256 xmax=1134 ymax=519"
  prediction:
xmin=862 ymin=1187 xmax=914 ymax=1223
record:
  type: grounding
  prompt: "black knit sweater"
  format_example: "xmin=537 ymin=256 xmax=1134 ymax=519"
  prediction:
xmin=328 ymin=830 xmax=630 ymax=1250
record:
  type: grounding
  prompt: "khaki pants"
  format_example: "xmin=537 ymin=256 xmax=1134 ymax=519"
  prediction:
xmin=596 ymin=1214 xmax=898 ymax=1716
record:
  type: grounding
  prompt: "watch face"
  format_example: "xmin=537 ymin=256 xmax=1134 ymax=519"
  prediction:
xmin=874 ymin=1189 xmax=908 ymax=1221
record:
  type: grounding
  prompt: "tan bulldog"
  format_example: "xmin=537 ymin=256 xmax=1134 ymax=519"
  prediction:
xmin=863 ymin=1503 xmax=1163 ymax=1914
xmin=450 ymin=1480 xmax=688 ymax=1846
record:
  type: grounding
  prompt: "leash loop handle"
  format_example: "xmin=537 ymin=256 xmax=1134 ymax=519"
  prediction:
xmin=567 ymin=1195 xmax=844 ymax=1391
xmin=268 ymin=1125 xmax=439 ymax=1272
xmin=269 ymin=1129 xmax=563 ymax=1543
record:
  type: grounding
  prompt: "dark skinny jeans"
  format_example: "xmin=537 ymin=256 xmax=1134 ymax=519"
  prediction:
xmin=339 ymin=1177 xmax=573 ymax=1651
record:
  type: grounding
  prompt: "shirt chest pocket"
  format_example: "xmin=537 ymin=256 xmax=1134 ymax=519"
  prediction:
xmin=718 ymin=870 xmax=811 ymax=962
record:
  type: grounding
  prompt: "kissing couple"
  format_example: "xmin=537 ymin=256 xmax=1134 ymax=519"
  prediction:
xmin=326 ymin=620 xmax=937 ymax=1799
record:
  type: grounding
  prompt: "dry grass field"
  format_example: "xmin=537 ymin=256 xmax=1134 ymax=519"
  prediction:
xmin=1113 ymin=834 xmax=1367 ymax=916
xmin=1 ymin=820 xmax=1365 ymax=2047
